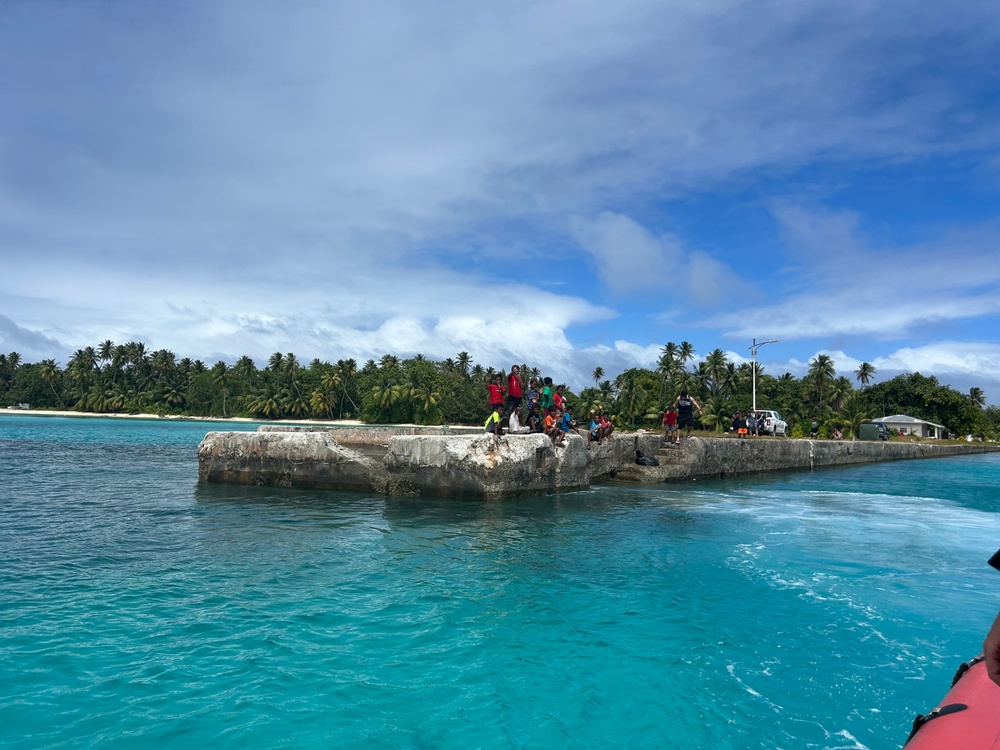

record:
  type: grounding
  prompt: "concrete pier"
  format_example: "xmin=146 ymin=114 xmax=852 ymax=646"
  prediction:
xmin=197 ymin=426 xmax=999 ymax=499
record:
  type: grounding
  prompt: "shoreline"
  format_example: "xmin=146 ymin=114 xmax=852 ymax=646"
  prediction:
xmin=0 ymin=407 xmax=371 ymax=428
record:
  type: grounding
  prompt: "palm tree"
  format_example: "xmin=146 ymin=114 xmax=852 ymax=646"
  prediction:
xmin=310 ymin=388 xmax=333 ymax=418
xmin=38 ymin=359 xmax=64 ymax=408
xmin=592 ymin=367 xmax=604 ymax=386
xmin=371 ymin=383 xmax=404 ymax=413
xmin=98 ymin=340 xmax=114 ymax=366
xmin=678 ymin=341 xmax=696 ymax=371
xmin=152 ymin=349 xmax=176 ymax=383
xmin=661 ymin=341 xmax=679 ymax=367
xmin=248 ymin=392 xmax=282 ymax=419
xmin=233 ymin=355 xmax=256 ymax=386
xmin=807 ymin=354 xmax=836 ymax=407
xmin=335 ymin=359 xmax=358 ymax=418
xmin=700 ymin=397 xmax=731 ymax=434
xmin=970 ymin=387 xmax=987 ymax=409
xmin=212 ymin=361 xmax=230 ymax=417
xmin=828 ymin=376 xmax=853 ymax=412
xmin=617 ymin=374 xmax=647 ymax=428
xmin=456 ymin=351 xmax=472 ymax=376
xmin=854 ymin=362 xmax=876 ymax=387
xmin=838 ymin=393 xmax=869 ymax=438
xmin=67 ymin=349 xmax=95 ymax=400
xmin=284 ymin=390 xmax=309 ymax=417
xmin=704 ymin=348 xmax=729 ymax=397
xmin=412 ymin=384 xmax=441 ymax=416
xmin=267 ymin=352 xmax=284 ymax=372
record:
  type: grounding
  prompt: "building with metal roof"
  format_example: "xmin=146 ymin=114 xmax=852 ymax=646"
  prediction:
xmin=875 ymin=414 xmax=948 ymax=439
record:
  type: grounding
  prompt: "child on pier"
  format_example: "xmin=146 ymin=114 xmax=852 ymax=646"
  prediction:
xmin=487 ymin=374 xmax=505 ymax=412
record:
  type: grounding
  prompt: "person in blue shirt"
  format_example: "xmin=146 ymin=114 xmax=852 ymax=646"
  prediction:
xmin=588 ymin=409 xmax=603 ymax=446
xmin=559 ymin=405 xmax=579 ymax=440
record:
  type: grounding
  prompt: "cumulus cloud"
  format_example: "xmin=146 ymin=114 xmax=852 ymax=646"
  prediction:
xmin=706 ymin=203 xmax=1000 ymax=340
xmin=570 ymin=213 xmax=681 ymax=294
xmin=1 ymin=1 xmax=999 ymax=393
xmin=571 ymin=212 xmax=746 ymax=302
xmin=0 ymin=316 xmax=68 ymax=363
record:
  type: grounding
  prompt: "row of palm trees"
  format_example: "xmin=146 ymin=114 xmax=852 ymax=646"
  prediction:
xmin=0 ymin=341 xmax=991 ymax=436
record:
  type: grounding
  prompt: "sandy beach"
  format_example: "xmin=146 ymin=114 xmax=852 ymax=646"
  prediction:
xmin=0 ymin=407 xmax=369 ymax=428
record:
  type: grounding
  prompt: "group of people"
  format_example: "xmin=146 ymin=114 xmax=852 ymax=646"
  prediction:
xmin=729 ymin=410 xmax=762 ymax=438
xmin=661 ymin=390 xmax=703 ymax=444
xmin=484 ymin=365 xmax=614 ymax=448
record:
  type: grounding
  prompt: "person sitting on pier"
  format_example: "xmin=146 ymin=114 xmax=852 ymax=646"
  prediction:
xmin=484 ymin=403 xmax=504 ymax=437
xmin=600 ymin=411 xmax=615 ymax=439
xmin=526 ymin=404 xmax=543 ymax=433
xmin=508 ymin=407 xmax=530 ymax=434
xmin=544 ymin=408 xmax=563 ymax=446
xmin=589 ymin=410 xmax=603 ymax=446
xmin=559 ymin=405 xmax=580 ymax=441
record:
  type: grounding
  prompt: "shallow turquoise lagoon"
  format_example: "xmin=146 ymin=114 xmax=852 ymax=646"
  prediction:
xmin=2 ymin=415 xmax=999 ymax=749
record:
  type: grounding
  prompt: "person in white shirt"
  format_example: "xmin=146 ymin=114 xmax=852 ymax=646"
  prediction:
xmin=508 ymin=409 xmax=531 ymax=434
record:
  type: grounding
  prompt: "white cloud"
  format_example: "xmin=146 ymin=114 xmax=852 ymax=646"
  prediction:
xmin=707 ymin=204 xmax=1000 ymax=340
xmin=873 ymin=342 xmax=1000 ymax=382
xmin=570 ymin=213 xmax=680 ymax=294
xmin=1 ymin=0 xmax=999 ymax=397
xmin=571 ymin=212 xmax=747 ymax=301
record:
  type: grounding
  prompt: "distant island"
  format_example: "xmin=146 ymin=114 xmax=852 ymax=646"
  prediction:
xmin=1 ymin=340 xmax=996 ymax=439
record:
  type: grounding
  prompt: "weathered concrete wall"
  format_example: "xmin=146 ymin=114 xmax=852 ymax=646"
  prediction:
xmin=256 ymin=425 xmax=481 ymax=444
xmin=199 ymin=430 xmax=390 ymax=492
xmin=384 ymin=433 xmax=589 ymax=499
xmin=613 ymin=436 xmax=999 ymax=483
xmin=197 ymin=428 xmax=999 ymax=498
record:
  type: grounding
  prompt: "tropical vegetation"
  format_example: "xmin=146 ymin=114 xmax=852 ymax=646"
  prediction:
xmin=1 ymin=341 xmax=996 ymax=439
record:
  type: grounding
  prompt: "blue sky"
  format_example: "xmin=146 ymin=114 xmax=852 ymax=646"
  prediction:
xmin=2 ymin=0 xmax=999 ymax=401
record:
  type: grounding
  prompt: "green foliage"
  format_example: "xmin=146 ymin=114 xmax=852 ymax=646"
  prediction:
xmin=1 ymin=342 xmax=991 ymax=437
xmin=860 ymin=372 xmax=978 ymax=436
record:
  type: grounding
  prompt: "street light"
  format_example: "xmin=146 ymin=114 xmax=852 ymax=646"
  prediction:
xmin=749 ymin=338 xmax=777 ymax=413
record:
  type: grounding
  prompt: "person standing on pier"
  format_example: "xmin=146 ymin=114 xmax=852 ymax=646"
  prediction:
xmin=506 ymin=365 xmax=523 ymax=416
xmin=662 ymin=405 xmax=678 ymax=445
xmin=673 ymin=390 xmax=702 ymax=442
xmin=487 ymin=374 xmax=505 ymax=413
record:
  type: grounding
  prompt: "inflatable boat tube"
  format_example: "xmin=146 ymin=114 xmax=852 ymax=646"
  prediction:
xmin=905 ymin=655 xmax=1000 ymax=749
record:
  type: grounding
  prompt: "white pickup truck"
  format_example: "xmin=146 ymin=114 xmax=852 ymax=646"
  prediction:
xmin=755 ymin=409 xmax=788 ymax=436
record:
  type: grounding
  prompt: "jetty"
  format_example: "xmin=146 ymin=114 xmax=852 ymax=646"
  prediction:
xmin=197 ymin=426 xmax=999 ymax=499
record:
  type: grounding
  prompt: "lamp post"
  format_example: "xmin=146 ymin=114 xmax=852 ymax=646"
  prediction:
xmin=749 ymin=338 xmax=777 ymax=413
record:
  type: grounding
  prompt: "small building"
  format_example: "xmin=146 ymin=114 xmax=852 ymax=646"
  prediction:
xmin=876 ymin=414 xmax=948 ymax=439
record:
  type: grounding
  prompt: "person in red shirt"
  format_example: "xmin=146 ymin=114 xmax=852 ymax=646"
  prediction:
xmin=506 ymin=365 xmax=523 ymax=415
xmin=553 ymin=384 xmax=566 ymax=412
xmin=662 ymin=405 xmax=678 ymax=444
xmin=600 ymin=411 xmax=615 ymax=439
xmin=486 ymin=374 xmax=504 ymax=411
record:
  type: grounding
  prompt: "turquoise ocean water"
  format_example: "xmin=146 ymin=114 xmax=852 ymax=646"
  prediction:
xmin=2 ymin=415 xmax=999 ymax=749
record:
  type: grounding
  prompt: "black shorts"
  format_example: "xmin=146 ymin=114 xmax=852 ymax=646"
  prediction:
xmin=677 ymin=414 xmax=694 ymax=428
xmin=506 ymin=395 xmax=522 ymax=410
